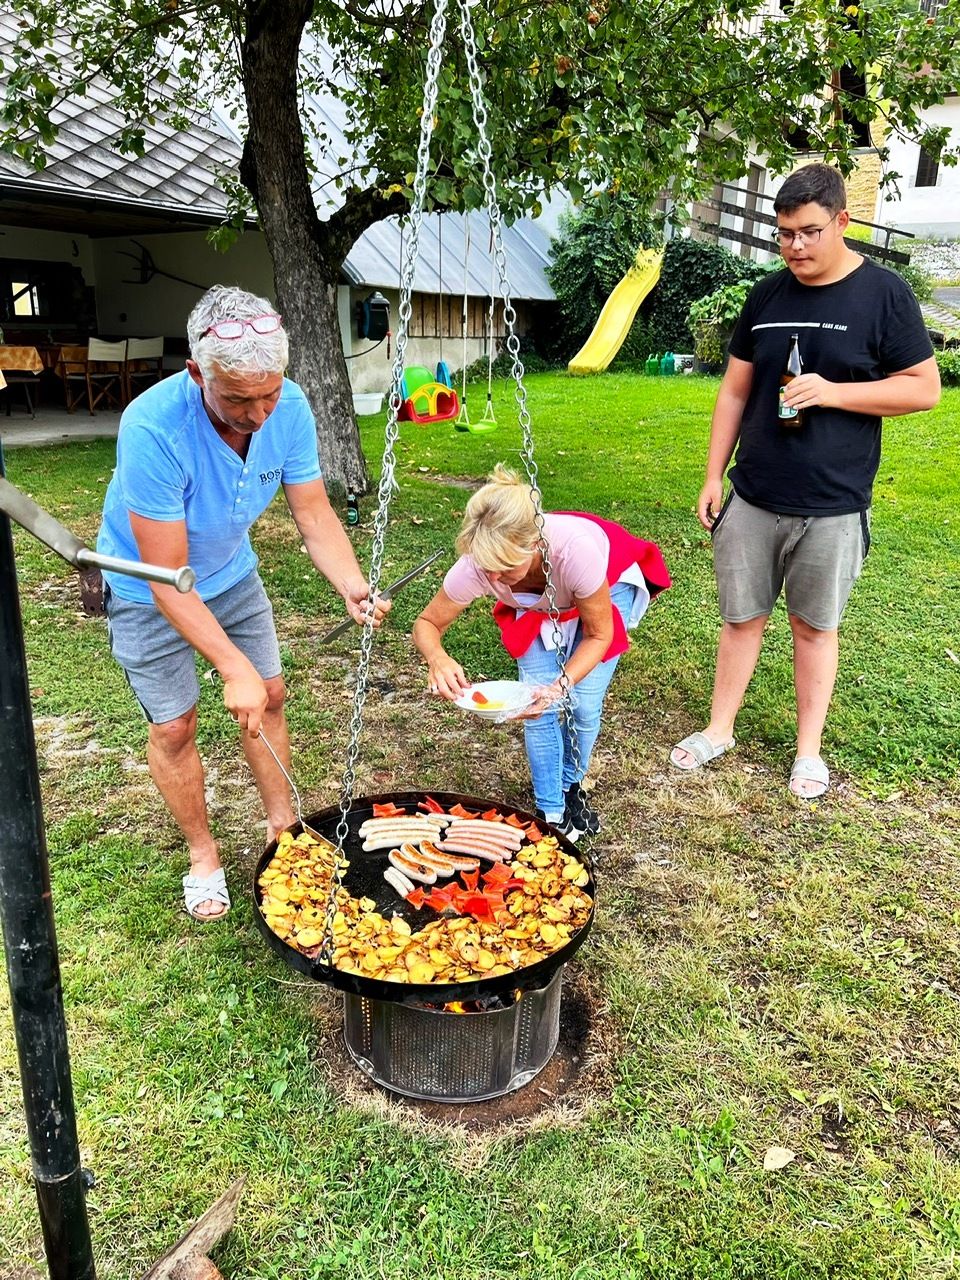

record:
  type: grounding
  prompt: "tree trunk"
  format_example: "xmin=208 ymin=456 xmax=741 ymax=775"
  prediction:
xmin=240 ymin=0 xmax=367 ymax=495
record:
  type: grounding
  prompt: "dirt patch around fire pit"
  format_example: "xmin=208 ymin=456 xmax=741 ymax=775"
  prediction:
xmin=306 ymin=965 xmax=618 ymax=1133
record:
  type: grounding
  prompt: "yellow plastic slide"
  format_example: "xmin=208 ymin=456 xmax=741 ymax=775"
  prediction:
xmin=567 ymin=247 xmax=664 ymax=374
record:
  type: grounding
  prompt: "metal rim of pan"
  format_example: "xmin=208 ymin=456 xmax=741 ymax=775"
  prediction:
xmin=252 ymin=790 xmax=596 ymax=1006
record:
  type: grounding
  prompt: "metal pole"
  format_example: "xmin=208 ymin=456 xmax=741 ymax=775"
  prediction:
xmin=0 ymin=453 xmax=96 ymax=1279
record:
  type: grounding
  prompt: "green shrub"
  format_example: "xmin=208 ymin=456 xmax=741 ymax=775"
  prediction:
xmin=462 ymin=339 xmax=558 ymax=382
xmin=688 ymin=280 xmax=755 ymax=368
xmin=544 ymin=193 xmax=663 ymax=361
xmin=636 ymin=238 xmax=775 ymax=358
xmin=936 ymin=347 xmax=960 ymax=386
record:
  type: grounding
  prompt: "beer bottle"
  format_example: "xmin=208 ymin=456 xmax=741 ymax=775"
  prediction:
xmin=778 ymin=333 xmax=804 ymax=429
xmin=346 ymin=491 xmax=360 ymax=526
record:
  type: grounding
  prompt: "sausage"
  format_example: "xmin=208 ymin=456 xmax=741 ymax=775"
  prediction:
xmin=387 ymin=848 xmax=437 ymax=884
xmin=419 ymin=840 xmax=480 ymax=873
xmin=441 ymin=830 xmax=522 ymax=855
xmin=439 ymin=839 xmax=510 ymax=862
xmin=444 ymin=820 xmax=524 ymax=845
xmin=362 ymin=830 xmax=444 ymax=851
xmin=359 ymin=819 xmax=443 ymax=837
xmin=383 ymin=865 xmax=415 ymax=897
xmin=400 ymin=842 xmax=457 ymax=877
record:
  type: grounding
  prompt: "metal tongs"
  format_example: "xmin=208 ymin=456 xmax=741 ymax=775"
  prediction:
xmin=256 ymin=727 xmax=325 ymax=843
xmin=318 ymin=547 xmax=444 ymax=644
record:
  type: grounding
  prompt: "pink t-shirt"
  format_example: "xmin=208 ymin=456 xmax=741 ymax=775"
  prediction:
xmin=443 ymin=513 xmax=608 ymax=610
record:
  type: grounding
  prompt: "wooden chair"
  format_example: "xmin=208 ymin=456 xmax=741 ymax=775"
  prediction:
xmin=55 ymin=344 xmax=91 ymax=414
xmin=124 ymin=337 xmax=164 ymax=403
xmin=86 ymin=338 xmax=127 ymax=414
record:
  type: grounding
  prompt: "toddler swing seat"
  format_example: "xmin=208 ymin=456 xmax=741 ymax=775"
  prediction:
xmin=397 ymin=364 xmax=460 ymax=424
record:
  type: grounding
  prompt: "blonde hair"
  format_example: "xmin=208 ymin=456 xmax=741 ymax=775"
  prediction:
xmin=456 ymin=464 xmax=541 ymax=571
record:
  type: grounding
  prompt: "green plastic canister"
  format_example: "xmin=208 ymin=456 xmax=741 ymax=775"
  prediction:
xmin=660 ymin=351 xmax=675 ymax=376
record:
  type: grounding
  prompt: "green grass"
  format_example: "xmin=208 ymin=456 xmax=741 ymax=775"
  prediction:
xmin=2 ymin=371 xmax=959 ymax=1278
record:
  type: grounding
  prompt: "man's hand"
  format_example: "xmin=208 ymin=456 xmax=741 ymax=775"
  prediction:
xmin=697 ymin=479 xmax=725 ymax=532
xmin=427 ymin=653 xmax=470 ymax=701
xmin=344 ymin=581 xmax=392 ymax=628
xmin=222 ymin=667 xmax=270 ymax=735
xmin=781 ymin=372 xmax=836 ymax=411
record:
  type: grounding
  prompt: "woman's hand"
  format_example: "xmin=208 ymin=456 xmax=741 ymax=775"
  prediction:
xmin=511 ymin=679 xmax=564 ymax=721
xmin=427 ymin=652 xmax=470 ymax=701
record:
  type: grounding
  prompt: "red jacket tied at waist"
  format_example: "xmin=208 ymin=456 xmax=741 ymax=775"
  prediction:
xmin=492 ymin=512 xmax=671 ymax=662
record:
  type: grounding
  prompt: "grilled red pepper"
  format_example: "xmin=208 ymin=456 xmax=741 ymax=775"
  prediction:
xmin=449 ymin=803 xmax=479 ymax=819
xmin=405 ymin=887 xmax=427 ymax=909
xmin=373 ymin=802 xmax=407 ymax=818
xmin=418 ymin=795 xmax=446 ymax=814
xmin=481 ymin=808 xmax=503 ymax=822
xmin=457 ymin=893 xmax=496 ymax=922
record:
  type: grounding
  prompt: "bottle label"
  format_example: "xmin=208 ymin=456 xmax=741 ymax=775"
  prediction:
xmin=778 ymin=387 xmax=799 ymax=420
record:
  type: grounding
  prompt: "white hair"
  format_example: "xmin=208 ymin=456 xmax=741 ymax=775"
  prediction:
xmin=187 ymin=285 xmax=289 ymax=381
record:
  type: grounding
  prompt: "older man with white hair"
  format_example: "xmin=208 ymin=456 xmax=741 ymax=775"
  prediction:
xmin=97 ymin=285 xmax=387 ymax=920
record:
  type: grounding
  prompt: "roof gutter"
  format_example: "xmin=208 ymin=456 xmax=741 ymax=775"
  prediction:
xmin=0 ymin=177 xmax=258 ymax=228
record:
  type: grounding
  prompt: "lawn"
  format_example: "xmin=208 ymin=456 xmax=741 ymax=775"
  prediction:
xmin=1 ymin=371 xmax=959 ymax=1278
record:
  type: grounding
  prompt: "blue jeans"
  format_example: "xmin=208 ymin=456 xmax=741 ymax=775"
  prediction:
xmin=516 ymin=581 xmax=636 ymax=819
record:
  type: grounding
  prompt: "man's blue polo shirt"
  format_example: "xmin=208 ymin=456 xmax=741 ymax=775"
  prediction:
xmin=97 ymin=369 xmax=322 ymax=603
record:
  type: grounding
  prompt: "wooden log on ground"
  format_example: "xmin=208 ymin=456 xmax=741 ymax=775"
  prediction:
xmin=139 ymin=1177 xmax=245 ymax=1280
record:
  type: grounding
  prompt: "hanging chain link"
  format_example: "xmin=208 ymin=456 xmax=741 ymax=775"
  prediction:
xmin=456 ymin=0 xmax=582 ymax=783
xmin=317 ymin=0 xmax=452 ymax=968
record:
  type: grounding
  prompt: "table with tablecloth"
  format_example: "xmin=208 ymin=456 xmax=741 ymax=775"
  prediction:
xmin=0 ymin=346 xmax=44 ymax=417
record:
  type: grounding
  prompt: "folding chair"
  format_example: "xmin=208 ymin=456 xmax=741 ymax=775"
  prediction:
xmin=55 ymin=344 xmax=91 ymax=414
xmin=86 ymin=338 xmax=127 ymax=413
xmin=124 ymin=337 xmax=164 ymax=403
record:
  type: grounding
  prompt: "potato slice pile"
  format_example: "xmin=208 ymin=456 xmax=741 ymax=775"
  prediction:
xmin=257 ymin=828 xmax=592 ymax=984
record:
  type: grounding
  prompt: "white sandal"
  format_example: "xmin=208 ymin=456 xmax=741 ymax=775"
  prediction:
xmin=789 ymin=756 xmax=829 ymax=799
xmin=182 ymin=868 xmax=231 ymax=921
xmin=670 ymin=731 xmax=736 ymax=772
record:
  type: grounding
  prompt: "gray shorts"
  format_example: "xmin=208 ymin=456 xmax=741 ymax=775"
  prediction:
xmin=105 ymin=570 xmax=282 ymax=724
xmin=712 ymin=491 xmax=870 ymax=630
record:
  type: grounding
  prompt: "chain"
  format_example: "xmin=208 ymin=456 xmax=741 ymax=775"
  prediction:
xmin=317 ymin=0 xmax=452 ymax=968
xmin=456 ymin=0 xmax=582 ymax=782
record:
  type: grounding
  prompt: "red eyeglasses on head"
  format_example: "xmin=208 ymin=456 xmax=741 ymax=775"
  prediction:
xmin=202 ymin=313 xmax=283 ymax=340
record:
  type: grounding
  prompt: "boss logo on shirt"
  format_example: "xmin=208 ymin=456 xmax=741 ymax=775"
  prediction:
xmin=259 ymin=468 xmax=282 ymax=485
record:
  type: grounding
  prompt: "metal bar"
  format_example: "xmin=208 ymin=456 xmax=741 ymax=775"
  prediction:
xmin=0 ymin=475 xmax=195 ymax=591
xmin=0 ymin=452 xmax=96 ymax=1279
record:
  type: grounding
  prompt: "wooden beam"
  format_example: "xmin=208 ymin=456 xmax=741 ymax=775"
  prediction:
xmin=693 ymin=218 xmax=911 ymax=265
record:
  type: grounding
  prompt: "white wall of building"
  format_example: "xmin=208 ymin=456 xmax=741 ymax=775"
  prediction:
xmin=0 ymin=224 xmax=97 ymax=280
xmin=91 ymin=228 xmax=275 ymax=358
xmin=875 ymin=99 xmax=960 ymax=237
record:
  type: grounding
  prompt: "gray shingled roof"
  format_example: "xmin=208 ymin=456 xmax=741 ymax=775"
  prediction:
xmin=0 ymin=17 xmax=557 ymax=300
xmin=0 ymin=14 xmax=239 ymax=221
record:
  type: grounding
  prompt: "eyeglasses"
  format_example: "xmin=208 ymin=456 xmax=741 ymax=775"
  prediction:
xmin=202 ymin=313 xmax=283 ymax=340
xmin=771 ymin=212 xmax=839 ymax=247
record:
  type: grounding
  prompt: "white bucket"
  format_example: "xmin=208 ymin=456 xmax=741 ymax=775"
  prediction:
xmin=352 ymin=392 xmax=384 ymax=415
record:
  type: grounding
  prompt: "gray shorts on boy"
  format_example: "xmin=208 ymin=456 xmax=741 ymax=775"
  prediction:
xmin=711 ymin=491 xmax=870 ymax=631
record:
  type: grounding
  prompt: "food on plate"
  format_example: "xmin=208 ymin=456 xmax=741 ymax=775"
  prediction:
xmin=258 ymin=824 xmax=592 ymax=983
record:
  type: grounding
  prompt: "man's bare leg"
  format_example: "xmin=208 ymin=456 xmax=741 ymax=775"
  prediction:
xmin=147 ymin=706 xmax=225 ymax=919
xmin=239 ymin=675 xmax=297 ymax=843
xmin=672 ymin=615 xmax=768 ymax=767
xmin=789 ymin=615 xmax=838 ymax=796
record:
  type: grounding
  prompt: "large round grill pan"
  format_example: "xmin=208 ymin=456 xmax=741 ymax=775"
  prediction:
xmin=252 ymin=790 xmax=596 ymax=1006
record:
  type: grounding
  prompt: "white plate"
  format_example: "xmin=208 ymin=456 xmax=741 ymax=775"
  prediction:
xmin=454 ymin=679 xmax=532 ymax=718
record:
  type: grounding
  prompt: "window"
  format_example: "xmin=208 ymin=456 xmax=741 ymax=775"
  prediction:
xmin=11 ymin=281 xmax=40 ymax=317
xmin=916 ymin=146 xmax=940 ymax=188
xmin=0 ymin=259 xmax=80 ymax=323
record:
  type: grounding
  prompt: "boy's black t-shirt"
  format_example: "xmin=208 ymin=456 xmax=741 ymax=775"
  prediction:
xmin=726 ymin=257 xmax=933 ymax=515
